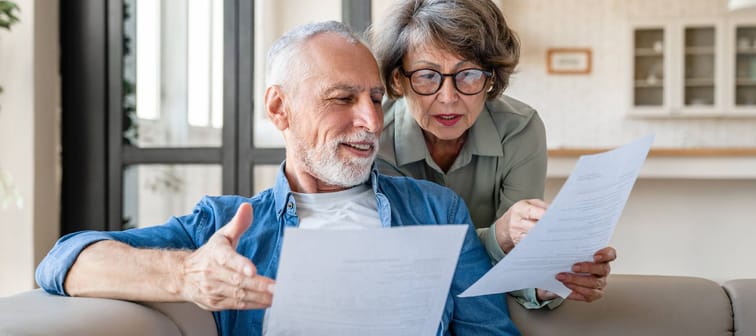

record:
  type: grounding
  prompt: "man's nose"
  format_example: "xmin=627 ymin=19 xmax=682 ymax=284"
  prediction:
xmin=354 ymin=96 xmax=382 ymax=133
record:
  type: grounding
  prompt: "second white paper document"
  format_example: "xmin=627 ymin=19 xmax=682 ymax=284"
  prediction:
xmin=460 ymin=135 xmax=654 ymax=298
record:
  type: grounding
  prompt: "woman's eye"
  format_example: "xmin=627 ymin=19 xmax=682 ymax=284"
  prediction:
xmin=417 ymin=73 xmax=437 ymax=81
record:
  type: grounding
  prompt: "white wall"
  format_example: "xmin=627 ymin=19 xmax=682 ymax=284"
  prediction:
xmin=0 ymin=0 xmax=60 ymax=296
xmin=546 ymin=178 xmax=756 ymax=281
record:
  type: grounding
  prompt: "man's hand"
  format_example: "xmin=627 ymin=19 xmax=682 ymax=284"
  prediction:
xmin=180 ymin=203 xmax=276 ymax=311
xmin=494 ymin=199 xmax=548 ymax=253
xmin=537 ymin=247 xmax=617 ymax=303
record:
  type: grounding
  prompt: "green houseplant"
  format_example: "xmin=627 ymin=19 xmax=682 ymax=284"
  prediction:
xmin=0 ymin=0 xmax=19 ymax=96
xmin=0 ymin=0 xmax=22 ymax=210
xmin=0 ymin=0 xmax=18 ymax=29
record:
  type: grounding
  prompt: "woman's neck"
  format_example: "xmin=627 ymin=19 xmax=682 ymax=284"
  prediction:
xmin=423 ymin=131 xmax=466 ymax=173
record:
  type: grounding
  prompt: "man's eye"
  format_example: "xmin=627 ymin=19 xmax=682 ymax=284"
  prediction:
xmin=333 ymin=96 xmax=354 ymax=103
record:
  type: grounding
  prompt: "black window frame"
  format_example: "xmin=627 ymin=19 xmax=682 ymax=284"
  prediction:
xmin=60 ymin=0 xmax=371 ymax=234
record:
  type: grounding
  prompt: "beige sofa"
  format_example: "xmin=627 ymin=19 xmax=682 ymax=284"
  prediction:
xmin=1 ymin=274 xmax=754 ymax=335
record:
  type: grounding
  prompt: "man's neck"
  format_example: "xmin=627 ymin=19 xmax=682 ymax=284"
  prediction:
xmin=284 ymin=161 xmax=352 ymax=193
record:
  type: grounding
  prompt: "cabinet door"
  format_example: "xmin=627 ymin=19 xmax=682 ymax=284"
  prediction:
xmin=680 ymin=24 xmax=722 ymax=114
xmin=631 ymin=25 xmax=670 ymax=116
xmin=732 ymin=24 xmax=756 ymax=114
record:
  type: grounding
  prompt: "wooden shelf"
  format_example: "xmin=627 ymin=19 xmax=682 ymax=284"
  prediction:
xmin=736 ymin=78 xmax=756 ymax=86
xmin=549 ymin=147 xmax=756 ymax=157
xmin=685 ymin=47 xmax=715 ymax=54
xmin=547 ymin=149 xmax=756 ymax=179
xmin=684 ymin=78 xmax=715 ymax=86
xmin=634 ymin=48 xmax=663 ymax=56
xmin=634 ymin=80 xmax=663 ymax=88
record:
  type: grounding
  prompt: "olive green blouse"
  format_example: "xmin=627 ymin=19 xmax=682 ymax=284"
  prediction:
xmin=377 ymin=95 xmax=548 ymax=230
xmin=377 ymin=95 xmax=561 ymax=310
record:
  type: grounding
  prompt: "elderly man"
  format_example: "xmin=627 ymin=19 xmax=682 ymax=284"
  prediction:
xmin=36 ymin=21 xmax=521 ymax=335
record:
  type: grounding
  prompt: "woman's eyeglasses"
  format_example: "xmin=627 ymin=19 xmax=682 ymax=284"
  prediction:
xmin=399 ymin=68 xmax=493 ymax=96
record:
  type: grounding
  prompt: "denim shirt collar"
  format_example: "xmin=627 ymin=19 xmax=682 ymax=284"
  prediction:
xmin=272 ymin=161 xmax=392 ymax=227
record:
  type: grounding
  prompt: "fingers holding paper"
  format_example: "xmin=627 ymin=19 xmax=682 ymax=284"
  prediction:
xmin=181 ymin=203 xmax=276 ymax=311
xmin=554 ymin=246 xmax=616 ymax=302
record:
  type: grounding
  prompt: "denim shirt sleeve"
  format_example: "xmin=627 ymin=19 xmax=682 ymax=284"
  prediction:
xmin=444 ymin=199 xmax=520 ymax=335
xmin=35 ymin=201 xmax=216 ymax=296
xmin=476 ymin=224 xmax=564 ymax=310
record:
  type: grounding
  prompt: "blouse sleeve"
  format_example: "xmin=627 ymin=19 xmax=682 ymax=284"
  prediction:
xmin=495 ymin=111 xmax=548 ymax=220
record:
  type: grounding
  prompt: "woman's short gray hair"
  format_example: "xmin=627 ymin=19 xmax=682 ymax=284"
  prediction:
xmin=370 ymin=0 xmax=520 ymax=100
xmin=266 ymin=21 xmax=363 ymax=89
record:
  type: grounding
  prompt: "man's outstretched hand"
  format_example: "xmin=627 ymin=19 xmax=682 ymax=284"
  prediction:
xmin=181 ymin=203 xmax=276 ymax=311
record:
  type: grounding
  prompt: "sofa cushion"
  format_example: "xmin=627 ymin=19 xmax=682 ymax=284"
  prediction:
xmin=144 ymin=301 xmax=217 ymax=336
xmin=507 ymin=274 xmax=733 ymax=336
xmin=724 ymin=279 xmax=756 ymax=336
xmin=0 ymin=290 xmax=185 ymax=336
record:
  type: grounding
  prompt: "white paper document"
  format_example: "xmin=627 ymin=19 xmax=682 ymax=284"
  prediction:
xmin=460 ymin=135 xmax=654 ymax=298
xmin=265 ymin=225 xmax=468 ymax=336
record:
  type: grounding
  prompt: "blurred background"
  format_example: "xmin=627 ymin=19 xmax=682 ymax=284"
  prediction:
xmin=1 ymin=0 xmax=755 ymax=297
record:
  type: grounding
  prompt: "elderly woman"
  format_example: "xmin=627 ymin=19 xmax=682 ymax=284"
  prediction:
xmin=372 ymin=0 xmax=614 ymax=308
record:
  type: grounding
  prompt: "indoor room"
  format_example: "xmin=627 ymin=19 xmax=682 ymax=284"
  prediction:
xmin=1 ymin=0 xmax=755 ymax=335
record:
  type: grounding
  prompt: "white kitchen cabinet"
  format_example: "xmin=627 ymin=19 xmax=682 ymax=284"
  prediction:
xmin=630 ymin=18 xmax=756 ymax=117
xmin=730 ymin=21 xmax=756 ymax=115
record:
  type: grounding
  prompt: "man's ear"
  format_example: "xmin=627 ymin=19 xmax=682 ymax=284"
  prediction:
xmin=265 ymin=85 xmax=290 ymax=131
xmin=391 ymin=69 xmax=405 ymax=96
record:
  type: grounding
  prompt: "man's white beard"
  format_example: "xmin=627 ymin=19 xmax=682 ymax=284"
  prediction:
xmin=291 ymin=130 xmax=378 ymax=188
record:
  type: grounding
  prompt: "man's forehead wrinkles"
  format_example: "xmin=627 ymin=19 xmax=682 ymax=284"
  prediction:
xmin=322 ymin=83 xmax=384 ymax=93
xmin=323 ymin=84 xmax=362 ymax=94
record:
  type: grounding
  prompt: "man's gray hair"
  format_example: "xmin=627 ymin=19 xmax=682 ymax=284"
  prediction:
xmin=265 ymin=21 xmax=363 ymax=88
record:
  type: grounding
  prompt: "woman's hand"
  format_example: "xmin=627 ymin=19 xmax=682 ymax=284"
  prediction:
xmin=552 ymin=246 xmax=616 ymax=302
xmin=494 ymin=199 xmax=548 ymax=253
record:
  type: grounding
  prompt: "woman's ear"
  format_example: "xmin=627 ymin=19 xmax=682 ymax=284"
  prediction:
xmin=391 ymin=69 xmax=405 ymax=96
xmin=264 ymin=85 xmax=290 ymax=131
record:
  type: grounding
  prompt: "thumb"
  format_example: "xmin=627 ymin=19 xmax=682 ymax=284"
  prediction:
xmin=220 ymin=202 xmax=254 ymax=249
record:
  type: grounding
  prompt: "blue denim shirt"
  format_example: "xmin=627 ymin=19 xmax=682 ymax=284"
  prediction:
xmin=36 ymin=164 xmax=520 ymax=336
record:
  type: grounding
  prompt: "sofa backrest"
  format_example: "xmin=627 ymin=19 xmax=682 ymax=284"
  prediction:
xmin=724 ymin=279 xmax=756 ymax=336
xmin=4 ymin=275 xmax=755 ymax=336
xmin=507 ymin=274 xmax=734 ymax=336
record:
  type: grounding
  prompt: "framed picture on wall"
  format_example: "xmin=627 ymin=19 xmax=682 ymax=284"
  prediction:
xmin=547 ymin=48 xmax=592 ymax=74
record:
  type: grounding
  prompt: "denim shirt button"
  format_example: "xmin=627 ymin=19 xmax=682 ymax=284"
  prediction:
xmin=287 ymin=202 xmax=293 ymax=209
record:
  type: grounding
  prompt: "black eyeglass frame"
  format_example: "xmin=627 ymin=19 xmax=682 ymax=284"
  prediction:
xmin=399 ymin=67 xmax=494 ymax=96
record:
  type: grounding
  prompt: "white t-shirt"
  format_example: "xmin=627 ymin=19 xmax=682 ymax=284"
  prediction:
xmin=262 ymin=184 xmax=382 ymax=334
xmin=292 ymin=184 xmax=382 ymax=229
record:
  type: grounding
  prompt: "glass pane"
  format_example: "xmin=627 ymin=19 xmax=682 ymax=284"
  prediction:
xmin=253 ymin=165 xmax=280 ymax=195
xmin=633 ymin=28 xmax=664 ymax=106
xmin=123 ymin=0 xmax=224 ymax=147
xmin=683 ymin=27 xmax=715 ymax=106
xmin=735 ymin=26 xmax=756 ymax=106
xmin=252 ymin=0 xmax=341 ymax=148
xmin=123 ymin=164 xmax=222 ymax=229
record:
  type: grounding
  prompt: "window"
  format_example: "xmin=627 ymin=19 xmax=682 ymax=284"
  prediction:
xmin=60 ymin=0 xmax=372 ymax=233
